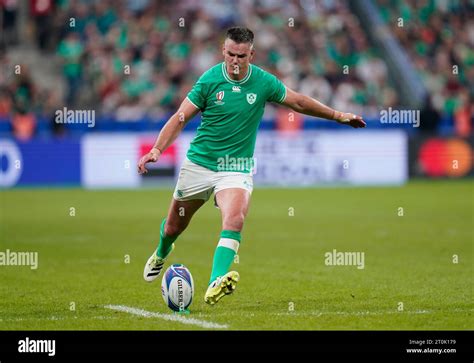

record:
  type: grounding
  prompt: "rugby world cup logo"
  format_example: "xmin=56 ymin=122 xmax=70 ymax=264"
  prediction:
xmin=215 ymin=91 xmax=225 ymax=105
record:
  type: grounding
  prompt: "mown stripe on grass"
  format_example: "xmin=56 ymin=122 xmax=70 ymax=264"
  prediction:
xmin=274 ymin=309 xmax=474 ymax=317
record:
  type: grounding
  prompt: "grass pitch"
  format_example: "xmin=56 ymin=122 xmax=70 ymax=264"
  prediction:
xmin=0 ymin=180 xmax=472 ymax=330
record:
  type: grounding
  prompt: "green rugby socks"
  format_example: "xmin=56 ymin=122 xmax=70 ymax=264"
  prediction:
xmin=209 ymin=230 xmax=241 ymax=284
xmin=156 ymin=219 xmax=178 ymax=258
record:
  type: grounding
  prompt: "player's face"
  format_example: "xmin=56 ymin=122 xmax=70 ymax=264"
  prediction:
xmin=222 ymin=39 xmax=254 ymax=79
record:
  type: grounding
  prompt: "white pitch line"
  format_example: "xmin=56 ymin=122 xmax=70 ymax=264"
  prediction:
xmin=104 ymin=304 xmax=228 ymax=329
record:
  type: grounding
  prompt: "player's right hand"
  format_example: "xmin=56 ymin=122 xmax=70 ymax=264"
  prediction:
xmin=138 ymin=148 xmax=161 ymax=174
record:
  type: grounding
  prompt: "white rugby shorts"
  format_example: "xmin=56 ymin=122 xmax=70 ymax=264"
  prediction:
xmin=173 ymin=158 xmax=253 ymax=202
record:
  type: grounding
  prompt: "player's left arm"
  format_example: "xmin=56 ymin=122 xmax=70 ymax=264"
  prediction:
xmin=281 ymin=87 xmax=366 ymax=128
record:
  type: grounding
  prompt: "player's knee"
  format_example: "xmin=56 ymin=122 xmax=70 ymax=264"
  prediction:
xmin=223 ymin=212 xmax=245 ymax=232
xmin=164 ymin=222 xmax=185 ymax=237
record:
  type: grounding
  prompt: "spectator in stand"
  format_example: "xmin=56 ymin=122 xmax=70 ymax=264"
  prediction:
xmin=57 ymin=31 xmax=84 ymax=106
xmin=30 ymin=0 xmax=55 ymax=51
xmin=7 ymin=66 xmax=36 ymax=140
xmin=1 ymin=0 xmax=19 ymax=45
xmin=454 ymin=89 xmax=473 ymax=138
xmin=12 ymin=107 xmax=36 ymax=141
xmin=419 ymin=95 xmax=441 ymax=134
xmin=0 ymin=88 xmax=13 ymax=118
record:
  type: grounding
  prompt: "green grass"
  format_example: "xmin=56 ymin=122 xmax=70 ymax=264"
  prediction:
xmin=0 ymin=180 xmax=472 ymax=330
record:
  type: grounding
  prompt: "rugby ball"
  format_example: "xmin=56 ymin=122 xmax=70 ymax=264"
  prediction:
xmin=161 ymin=264 xmax=194 ymax=312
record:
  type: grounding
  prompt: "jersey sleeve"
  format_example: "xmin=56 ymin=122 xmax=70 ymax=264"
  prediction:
xmin=186 ymin=75 xmax=207 ymax=110
xmin=266 ymin=73 xmax=287 ymax=104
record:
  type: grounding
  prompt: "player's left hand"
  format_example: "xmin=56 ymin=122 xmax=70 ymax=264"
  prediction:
xmin=334 ymin=111 xmax=366 ymax=128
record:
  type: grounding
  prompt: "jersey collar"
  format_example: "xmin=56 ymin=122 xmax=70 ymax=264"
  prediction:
xmin=221 ymin=62 xmax=252 ymax=84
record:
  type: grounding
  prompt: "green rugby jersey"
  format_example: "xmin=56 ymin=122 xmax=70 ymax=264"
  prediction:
xmin=186 ymin=62 xmax=286 ymax=173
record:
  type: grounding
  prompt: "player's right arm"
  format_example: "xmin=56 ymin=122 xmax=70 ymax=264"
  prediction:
xmin=138 ymin=98 xmax=199 ymax=174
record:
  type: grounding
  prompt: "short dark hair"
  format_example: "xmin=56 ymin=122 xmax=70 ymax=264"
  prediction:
xmin=226 ymin=27 xmax=254 ymax=45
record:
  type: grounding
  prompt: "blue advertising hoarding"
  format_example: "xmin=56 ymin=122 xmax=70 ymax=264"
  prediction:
xmin=0 ymin=139 xmax=81 ymax=187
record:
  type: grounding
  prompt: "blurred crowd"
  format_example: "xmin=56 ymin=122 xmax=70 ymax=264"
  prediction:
xmin=0 ymin=0 xmax=471 ymax=140
xmin=1 ymin=0 xmax=396 ymax=128
xmin=376 ymin=0 xmax=473 ymax=136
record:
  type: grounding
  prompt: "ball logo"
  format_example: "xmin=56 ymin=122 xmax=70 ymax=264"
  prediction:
xmin=177 ymin=278 xmax=184 ymax=311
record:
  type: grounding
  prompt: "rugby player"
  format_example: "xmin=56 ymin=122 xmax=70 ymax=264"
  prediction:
xmin=138 ymin=27 xmax=365 ymax=305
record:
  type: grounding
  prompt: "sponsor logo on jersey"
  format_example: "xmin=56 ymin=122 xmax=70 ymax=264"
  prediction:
xmin=215 ymin=91 xmax=225 ymax=105
xmin=232 ymin=86 xmax=241 ymax=93
xmin=246 ymin=93 xmax=257 ymax=104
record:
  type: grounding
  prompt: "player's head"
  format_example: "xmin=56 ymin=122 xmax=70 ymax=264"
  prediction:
xmin=222 ymin=27 xmax=255 ymax=78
